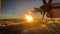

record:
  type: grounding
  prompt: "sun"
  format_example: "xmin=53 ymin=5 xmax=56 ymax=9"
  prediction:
xmin=25 ymin=14 xmax=33 ymax=22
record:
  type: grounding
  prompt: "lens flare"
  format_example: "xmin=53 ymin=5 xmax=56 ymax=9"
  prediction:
xmin=25 ymin=14 xmax=33 ymax=22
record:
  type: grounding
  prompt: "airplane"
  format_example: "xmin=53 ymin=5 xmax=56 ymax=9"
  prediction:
xmin=32 ymin=0 xmax=60 ymax=20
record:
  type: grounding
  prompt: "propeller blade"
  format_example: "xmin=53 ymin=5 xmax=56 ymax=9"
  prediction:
xmin=34 ymin=7 xmax=44 ymax=14
xmin=42 ymin=12 xmax=46 ymax=20
xmin=42 ymin=0 xmax=47 ymax=6
xmin=47 ymin=0 xmax=53 ymax=7
xmin=48 ymin=0 xmax=53 ymax=5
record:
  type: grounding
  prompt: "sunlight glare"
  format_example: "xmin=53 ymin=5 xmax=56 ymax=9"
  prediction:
xmin=25 ymin=14 xmax=33 ymax=22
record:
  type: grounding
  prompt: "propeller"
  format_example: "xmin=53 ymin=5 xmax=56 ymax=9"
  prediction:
xmin=32 ymin=0 xmax=60 ymax=20
xmin=33 ymin=0 xmax=53 ymax=20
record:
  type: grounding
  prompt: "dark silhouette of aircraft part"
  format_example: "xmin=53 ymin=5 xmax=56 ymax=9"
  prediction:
xmin=40 ymin=0 xmax=53 ymax=20
xmin=33 ymin=0 xmax=60 ymax=20
xmin=33 ymin=0 xmax=53 ymax=20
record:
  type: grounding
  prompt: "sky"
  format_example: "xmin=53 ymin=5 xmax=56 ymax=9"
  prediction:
xmin=1 ymin=0 xmax=60 ymax=19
